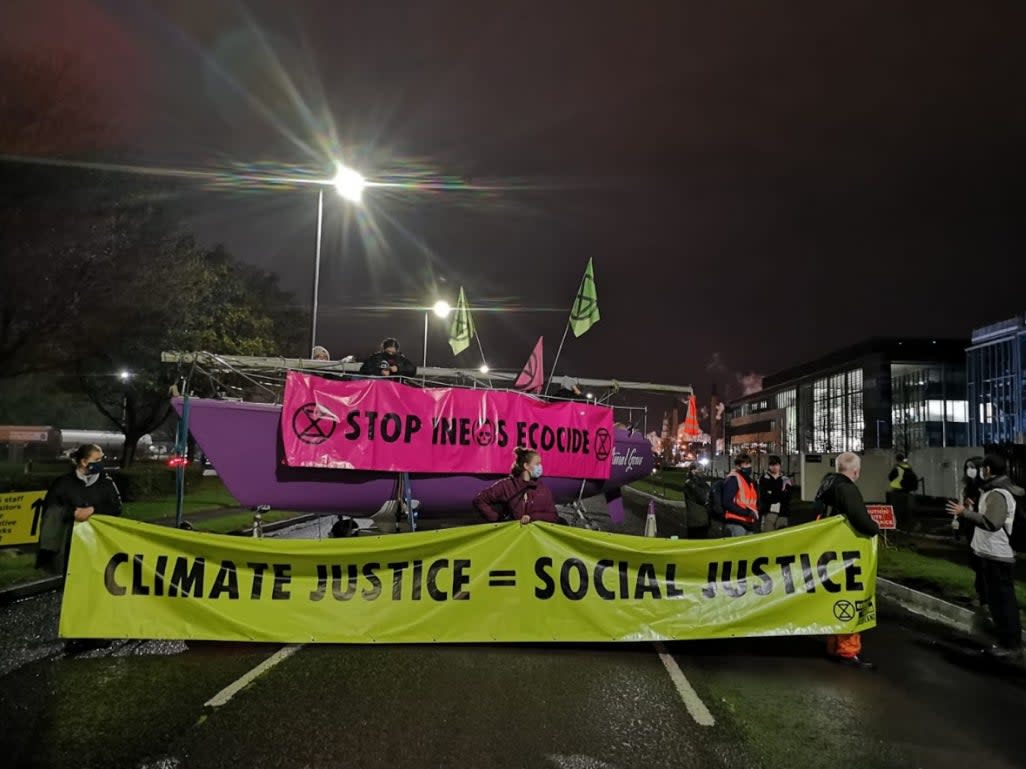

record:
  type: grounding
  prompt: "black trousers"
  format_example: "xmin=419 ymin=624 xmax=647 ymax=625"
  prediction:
xmin=980 ymin=557 xmax=1022 ymax=649
xmin=968 ymin=548 xmax=987 ymax=606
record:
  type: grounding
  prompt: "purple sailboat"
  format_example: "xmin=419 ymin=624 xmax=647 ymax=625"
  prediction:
xmin=172 ymin=397 xmax=655 ymax=517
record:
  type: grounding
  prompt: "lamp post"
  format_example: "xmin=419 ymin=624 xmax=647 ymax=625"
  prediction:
xmin=424 ymin=300 xmax=452 ymax=370
xmin=311 ymin=163 xmax=366 ymax=352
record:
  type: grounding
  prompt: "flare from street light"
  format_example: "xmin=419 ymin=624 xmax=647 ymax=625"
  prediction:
xmin=479 ymin=364 xmax=490 ymax=374
xmin=433 ymin=300 xmax=452 ymax=318
xmin=332 ymin=164 xmax=365 ymax=203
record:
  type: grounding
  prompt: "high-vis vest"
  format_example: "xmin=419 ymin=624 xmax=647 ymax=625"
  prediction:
xmin=889 ymin=463 xmax=910 ymax=491
xmin=725 ymin=471 xmax=759 ymax=525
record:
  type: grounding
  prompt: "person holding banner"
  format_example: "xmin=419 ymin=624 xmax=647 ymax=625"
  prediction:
xmin=473 ymin=448 xmax=560 ymax=524
xmin=36 ymin=444 xmax=123 ymax=576
xmin=814 ymin=452 xmax=879 ymax=670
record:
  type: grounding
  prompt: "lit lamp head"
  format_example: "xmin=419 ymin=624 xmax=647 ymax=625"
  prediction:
xmin=332 ymin=164 xmax=365 ymax=203
xmin=433 ymin=300 xmax=452 ymax=319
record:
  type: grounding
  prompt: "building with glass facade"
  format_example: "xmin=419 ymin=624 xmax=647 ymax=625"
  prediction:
xmin=726 ymin=339 xmax=968 ymax=456
xmin=967 ymin=315 xmax=1026 ymax=445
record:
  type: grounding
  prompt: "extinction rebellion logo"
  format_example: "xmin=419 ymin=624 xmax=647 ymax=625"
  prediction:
xmin=292 ymin=403 xmax=338 ymax=445
xmin=832 ymin=597 xmax=875 ymax=626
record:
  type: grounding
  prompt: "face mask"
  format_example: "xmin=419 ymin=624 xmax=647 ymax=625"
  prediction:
xmin=966 ymin=467 xmax=977 ymax=480
xmin=531 ymin=464 xmax=543 ymax=480
xmin=86 ymin=461 xmax=104 ymax=476
xmin=740 ymin=467 xmax=752 ymax=479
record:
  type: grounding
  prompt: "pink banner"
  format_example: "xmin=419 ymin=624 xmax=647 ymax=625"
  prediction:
xmin=281 ymin=373 xmax=614 ymax=479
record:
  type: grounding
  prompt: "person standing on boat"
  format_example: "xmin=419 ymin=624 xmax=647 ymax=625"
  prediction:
xmin=473 ymin=448 xmax=560 ymax=524
xmin=359 ymin=337 xmax=417 ymax=379
xmin=311 ymin=345 xmax=331 ymax=361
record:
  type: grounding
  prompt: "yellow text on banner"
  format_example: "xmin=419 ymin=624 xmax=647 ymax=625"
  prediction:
xmin=60 ymin=515 xmax=877 ymax=643
xmin=0 ymin=490 xmax=47 ymax=547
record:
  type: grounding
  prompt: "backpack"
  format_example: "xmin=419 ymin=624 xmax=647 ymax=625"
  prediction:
xmin=813 ymin=474 xmax=841 ymax=520
xmin=1009 ymin=492 xmax=1026 ymax=553
xmin=900 ymin=466 xmax=919 ymax=492
xmin=707 ymin=478 xmax=725 ymax=521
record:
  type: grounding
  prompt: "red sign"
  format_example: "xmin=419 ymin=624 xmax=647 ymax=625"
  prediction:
xmin=866 ymin=504 xmax=896 ymax=530
xmin=281 ymin=373 xmax=614 ymax=478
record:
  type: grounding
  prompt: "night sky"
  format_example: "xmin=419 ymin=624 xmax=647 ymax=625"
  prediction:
xmin=3 ymin=0 xmax=1026 ymax=411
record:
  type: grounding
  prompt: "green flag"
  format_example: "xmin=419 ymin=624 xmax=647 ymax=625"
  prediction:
xmin=448 ymin=287 xmax=476 ymax=355
xmin=569 ymin=258 xmax=600 ymax=337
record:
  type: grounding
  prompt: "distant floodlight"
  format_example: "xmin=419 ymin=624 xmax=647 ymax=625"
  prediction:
xmin=332 ymin=164 xmax=365 ymax=203
xmin=586 ymin=392 xmax=594 ymax=400
xmin=433 ymin=300 xmax=452 ymax=318
xmin=119 ymin=370 xmax=131 ymax=381
xmin=479 ymin=364 xmax=490 ymax=374
xmin=699 ymin=457 xmax=710 ymax=467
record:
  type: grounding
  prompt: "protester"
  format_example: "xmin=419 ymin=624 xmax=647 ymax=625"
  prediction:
xmin=311 ymin=345 xmax=331 ymax=361
xmin=720 ymin=454 xmax=759 ymax=536
xmin=554 ymin=376 xmax=589 ymax=402
xmin=955 ymin=456 xmax=987 ymax=611
xmin=888 ymin=453 xmax=919 ymax=492
xmin=946 ymin=454 xmax=1023 ymax=660
xmin=681 ymin=464 xmax=711 ymax=539
xmin=759 ymin=455 xmax=793 ymax=531
xmin=473 ymin=448 xmax=560 ymax=524
xmin=359 ymin=337 xmax=417 ymax=378
xmin=36 ymin=444 xmax=123 ymax=577
xmin=886 ymin=452 xmax=918 ymax=527
xmin=814 ymin=452 xmax=880 ymax=670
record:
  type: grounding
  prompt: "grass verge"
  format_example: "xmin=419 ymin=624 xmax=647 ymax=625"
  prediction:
xmin=878 ymin=544 xmax=1026 ymax=624
xmin=122 ymin=476 xmax=239 ymax=522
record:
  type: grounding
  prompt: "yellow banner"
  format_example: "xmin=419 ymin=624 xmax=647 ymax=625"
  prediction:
xmin=0 ymin=490 xmax=47 ymax=547
xmin=60 ymin=516 xmax=877 ymax=643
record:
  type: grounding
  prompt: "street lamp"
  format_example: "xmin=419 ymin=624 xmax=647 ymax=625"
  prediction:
xmin=311 ymin=162 xmax=366 ymax=352
xmin=479 ymin=364 xmax=490 ymax=374
xmin=424 ymin=300 xmax=452 ymax=370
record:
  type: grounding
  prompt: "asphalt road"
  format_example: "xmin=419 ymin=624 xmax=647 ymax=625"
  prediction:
xmin=1 ymin=523 xmax=1022 ymax=769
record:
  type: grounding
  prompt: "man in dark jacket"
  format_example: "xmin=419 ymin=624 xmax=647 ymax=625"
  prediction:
xmin=759 ymin=455 xmax=793 ymax=531
xmin=682 ymin=465 xmax=712 ymax=539
xmin=815 ymin=451 xmax=880 ymax=670
xmin=359 ymin=337 xmax=417 ymax=379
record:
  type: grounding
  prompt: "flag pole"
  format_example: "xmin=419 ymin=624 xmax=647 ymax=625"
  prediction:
xmin=474 ymin=332 xmax=493 ymax=388
xmin=545 ymin=319 xmax=572 ymax=396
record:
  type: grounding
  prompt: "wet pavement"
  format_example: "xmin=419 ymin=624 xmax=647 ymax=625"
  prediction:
xmin=1 ymin=520 xmax=1022 ymax=769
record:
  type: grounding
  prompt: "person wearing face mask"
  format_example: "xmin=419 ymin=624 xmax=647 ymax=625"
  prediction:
xmin=36 ymin=443 xmax=123 ymax=577
xmin=957 ymin=457 xmax=987 ymax=611
xmin=472 ymin=447 xmax=560 ymax=524
xmin=946 ymin=454 xmax=1024 ymax=660
xmin=719 ymin=454 xmax=759 ymax=536
xmin=359 ymin=337 xmax=417 ymax=379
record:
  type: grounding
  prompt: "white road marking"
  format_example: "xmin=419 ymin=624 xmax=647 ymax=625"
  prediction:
xmin=653 ymin=642 xmax=716 ymax=727
xmin=204 ymin=644 xmax=303 ymax=709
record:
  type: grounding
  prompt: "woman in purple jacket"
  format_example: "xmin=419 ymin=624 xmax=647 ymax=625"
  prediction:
xmin=473 ymin=447 xmax=560 ymax=524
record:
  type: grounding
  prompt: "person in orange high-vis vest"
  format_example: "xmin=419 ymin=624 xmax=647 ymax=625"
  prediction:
xmin=720 ymin=454 xmax=760 ymax=536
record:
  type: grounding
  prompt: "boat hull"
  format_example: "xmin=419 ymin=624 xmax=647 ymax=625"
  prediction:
xmin=173 ymin=398 xmax=654 ymax=515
